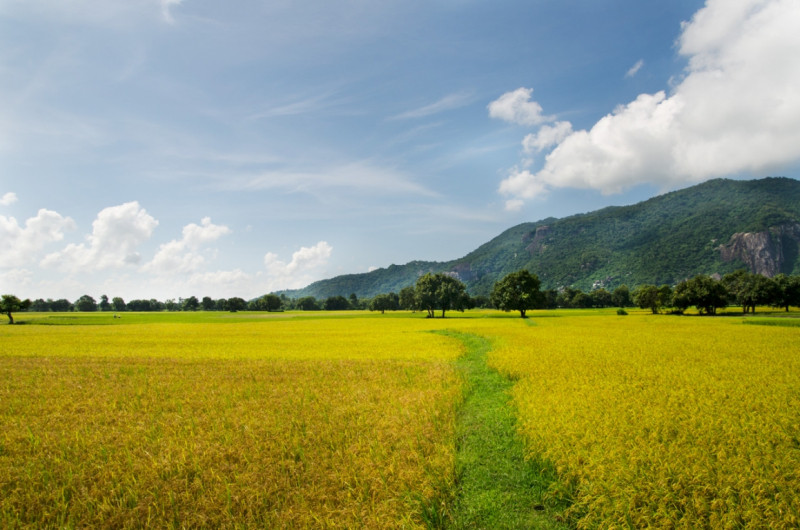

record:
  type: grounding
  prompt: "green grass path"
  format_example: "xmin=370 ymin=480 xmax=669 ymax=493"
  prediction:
xmin=439 ymin=330 xmax=568 ymax=529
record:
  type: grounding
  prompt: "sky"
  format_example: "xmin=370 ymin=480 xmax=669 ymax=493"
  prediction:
xmin=3 ymin=0 xmax=800 ymax=301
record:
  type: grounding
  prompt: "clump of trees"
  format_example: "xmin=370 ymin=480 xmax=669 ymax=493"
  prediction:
xmin=6 ymin=270 xmax=800 ymax=321
xmin=413 ymin=272 xmax=470 ymax=318
xmin=632 ymin=271 xmax=800 ymax=315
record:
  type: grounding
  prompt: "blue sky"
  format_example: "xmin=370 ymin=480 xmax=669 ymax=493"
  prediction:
xmin=3 ymin=0 xmax=800 ymax=301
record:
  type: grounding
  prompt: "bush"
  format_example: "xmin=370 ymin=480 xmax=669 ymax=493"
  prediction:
xmin=616 ymin=308 xmax=628 ymax=316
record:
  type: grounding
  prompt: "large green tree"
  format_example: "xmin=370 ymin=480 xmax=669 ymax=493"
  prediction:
xmin=773 ymin=274 xmax=800 ymax=312
xmin=75 ymin=294 xmax=98 ymax=312
xmin=491 ymin=270 xmax=542 ymax=318
xmin=1 ymin=294 xmax=31 ymax=324
xmin=674 ymin=275 xmax=728 ymax=315
xmin=414 ymin=273 xmax=468 ymax=318
xmin=369 ymin=293 xmax=399 ymax=314
xmin=633 ymin=284 xmax=661 ymax=314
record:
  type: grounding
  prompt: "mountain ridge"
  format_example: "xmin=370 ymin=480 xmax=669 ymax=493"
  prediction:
xmin=280 ymin=177 xmax=800 ymax=299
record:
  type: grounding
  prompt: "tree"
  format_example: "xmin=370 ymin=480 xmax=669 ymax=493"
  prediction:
xmin=348 ymin=293 xmax=360 ymax=309
xmin=1 ymin=294 xmax=31 ymax=324
xmin=227 ymin=297 xmax=247 ymax=312
xmin=261 ymin=294 xmax=283 ymax=312
xmin=182 ymin=296 xmax=200 ymax=311
xmin=112 ymin=297 xmax=126 ymax=312
xmin=658 ymin=284 xmax=673 ymax=311
xmin=369 ymin=293 xmax=398 ymax=314
xmin=591 ymin=288 xmax=613 ymax=308
xmin=491 ymin=270 xmax=542 ymax=318
xmin=99 ymin=295 xmax=112 ymax=312
xmin=633 ymin=284 xmax=661 ymax=314
xmin=612 ymin=285 xmax=632 ymax=308
xmin=164 ymin=299 xmax=179 ymax=311
xmin=201 ymin=296 xmax=215 ymax=311
xmin=51 ymin=299 xmax=73 ymax=312
xmin=414 ymin=273 xmax=469 ymax=318
xmin=30 ymin=298 xmax=50 ymax=312
xmin=723 ymin=270 xmax=776 ymax=313
xmin=75 ymin=295 xmax=98 ymax=312
xmin=323 ymin=295 xmax=350 ymax=311
xmin=572 ymin=291 xmax=593 ymax=309
xmin=296 ymin=297 xmax=320 ymax=311
xmin=773 ymin=274 xmax=800 ymax=312
xmin=674 ymin=275 xmax=728 ymax=315
xmin=398 ymin=286 xmax=417 ymax=311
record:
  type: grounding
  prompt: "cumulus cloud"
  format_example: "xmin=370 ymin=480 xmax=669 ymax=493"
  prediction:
xmin=499 ymin=0 xmax=800 ymax=204
xmin=0 ymin=208 xmax=76 ymax=268
xmin=488 ymin=87 xmax=551 ymax=126
xmin=1 ymin=192 xmax=18 ymax=206
xmin=522 ymin=121 xmax=574 ymax=153
xmin=143 ymin=217 xmax=231 ymax=275
xmin=42 ymin=201 xmax=158 ymax=273
xmin=264 ymin=241 xmax=333 ymax=289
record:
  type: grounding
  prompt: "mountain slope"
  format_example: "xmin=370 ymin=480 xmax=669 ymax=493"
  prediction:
xmin=283 ymin=177 xmax=800 ymax=298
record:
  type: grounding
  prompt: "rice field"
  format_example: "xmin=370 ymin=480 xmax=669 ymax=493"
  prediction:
xmin=2 ymin=309 xmax=799 ymax=527
xmin=0 ymin=314 xmax=463 ymax=528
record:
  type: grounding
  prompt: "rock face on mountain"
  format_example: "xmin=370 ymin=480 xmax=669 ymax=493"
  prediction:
xmin=720 ymin=222 xmax=800 ymax=276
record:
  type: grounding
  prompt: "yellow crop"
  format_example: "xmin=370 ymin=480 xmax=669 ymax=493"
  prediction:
xmin=3 ymin=309 xmax=799 ymax=527
xmin=0 ymin=315 xmax=462 ymax=528
xmin=487 ymin=313 xmax=800 ymax=528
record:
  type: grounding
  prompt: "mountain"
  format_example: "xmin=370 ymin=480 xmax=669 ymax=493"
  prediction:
xmin=282 ymin=177 xmax=800 ymax=299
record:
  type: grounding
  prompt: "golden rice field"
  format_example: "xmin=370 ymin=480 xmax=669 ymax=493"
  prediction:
xmin=0 ymin=314 xmax=463 ymax=528
xmin=485 ymin=314 xmax=800 ymax=528
xmin=2 ymin=309 xmax=800 ymax=528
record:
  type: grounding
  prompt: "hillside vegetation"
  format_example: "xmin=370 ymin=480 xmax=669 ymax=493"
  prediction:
xmin=284 ymin=177 xmax=800 ymax=298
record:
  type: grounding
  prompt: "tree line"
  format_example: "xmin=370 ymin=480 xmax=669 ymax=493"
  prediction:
xmin=3 ymin=269 xmax=799 ymax=324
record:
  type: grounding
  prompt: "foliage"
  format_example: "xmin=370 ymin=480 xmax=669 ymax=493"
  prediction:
xmin=674 ymin=275 xmax=728 ymax=315
xmin=0 ymin=294 xmax=31 ymax=324
xmin=322 ymin=295 xmax=350 ymax=311
xmin=491 ymin=270 xmax=543 ymax=317
xmin=74 ymin=294 xmax=98 ymax=312
xmin=369 ymin=293 xmax=399 ymax=314
xmin=281 ymin=177 xmax=800 ymax=298
xmin=414 ymin=273 xmax=469 ymax=318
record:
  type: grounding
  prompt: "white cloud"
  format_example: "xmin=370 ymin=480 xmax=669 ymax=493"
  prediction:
xmin=1 ymin=192 xmax=18 ymax=206
xmin=522 ymin=121 xmax=573 ymax=153
xmin=42 ymin=201 xmax=158 ymax=273
xmin=0 ymin=209 xmax=76 ymax=268
xmin=390 ymin=92 xmax=474 ymax=120
xmin=143 ymin=217 xmax=231 ymax=275
xmin=225 ymin=161 xmax=437 ymax=197
xmin=488 ymin=88 xmax=551 ymax=126
xmin=625 ymin=59 xmax=644 ymax=78
xmin=264 ymin=241 xmax=332 ymax=289
xmin=499 ymin=0 xmax=800 ymax=202
xmin=0 ymin=268 xmax=33 ymax=293
xmin=160 ymin=0 xmax=183 ymax=23
xmin=504 ymin=199 xmax=525 ymax=212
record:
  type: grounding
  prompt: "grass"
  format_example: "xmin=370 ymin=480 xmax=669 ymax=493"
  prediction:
xmin=438 ymin=330 xmax=568 ymax=529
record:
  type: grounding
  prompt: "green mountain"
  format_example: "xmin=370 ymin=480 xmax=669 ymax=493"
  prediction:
xmin=282 ymin=177 xmax=800 ymax=299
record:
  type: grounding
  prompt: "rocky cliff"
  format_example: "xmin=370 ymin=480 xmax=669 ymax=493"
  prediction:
xmin=719 ymin=222 xmax=800 ymax=276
